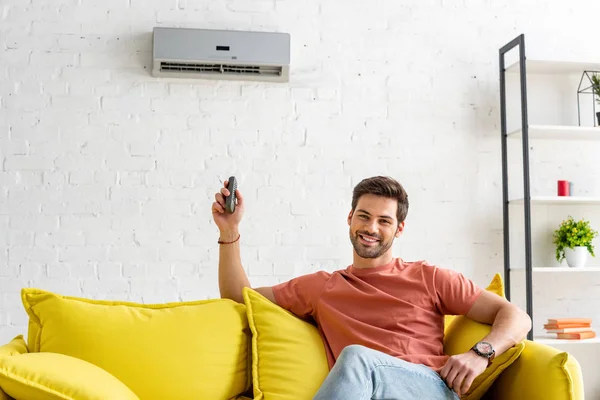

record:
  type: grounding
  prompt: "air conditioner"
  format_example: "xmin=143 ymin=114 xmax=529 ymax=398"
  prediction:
xmin=152 ymin=27 xmax=290 ymax=83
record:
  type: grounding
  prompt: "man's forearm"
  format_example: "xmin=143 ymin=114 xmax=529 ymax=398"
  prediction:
xmin=218 ymin=229 xmax=250 ymax=304
xmin=480 ymin=305 xmax=532 ymax=356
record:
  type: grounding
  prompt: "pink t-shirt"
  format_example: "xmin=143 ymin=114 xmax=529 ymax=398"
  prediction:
xmin=272 ymin=258 xmax=482 ymax=372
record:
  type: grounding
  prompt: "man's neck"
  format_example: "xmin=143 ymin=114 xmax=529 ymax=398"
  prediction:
xmin=352 ymin=253 xmax=394 ymax=269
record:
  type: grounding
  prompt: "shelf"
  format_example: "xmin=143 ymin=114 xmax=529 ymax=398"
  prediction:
xmin=500 ymin=40 xmax=600 ymax=355
xmin=535 ymin=335 xmax=600 ymax=345
xmin=506 ymin=59 xmax=600 ymax=75
xmin=511 ymin=267 xmax=600 ymax=272
xmin=509 ymin=196 xmax=600 ymax=205
xmin=507 ymin=125 xmax=600 ymax=141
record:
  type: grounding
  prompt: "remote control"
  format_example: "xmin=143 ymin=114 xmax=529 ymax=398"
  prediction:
xmin=225 ymin=176 xmax=237 ymax=213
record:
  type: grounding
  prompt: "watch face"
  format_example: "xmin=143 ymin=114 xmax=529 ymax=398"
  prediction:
xmin=476 ymin=342 xmax=493 ymax=355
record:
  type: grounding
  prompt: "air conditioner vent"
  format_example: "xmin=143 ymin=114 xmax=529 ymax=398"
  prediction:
xmin=160 ymin=62 xmax=282 ymax=77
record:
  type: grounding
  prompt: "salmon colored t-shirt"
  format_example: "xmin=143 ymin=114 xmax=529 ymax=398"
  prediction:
xmin=271 ymin=258 xmax=483 ymax=372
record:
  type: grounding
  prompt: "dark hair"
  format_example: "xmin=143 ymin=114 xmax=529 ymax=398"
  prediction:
xmin=351 ymin=176 xmax=409 ymax=223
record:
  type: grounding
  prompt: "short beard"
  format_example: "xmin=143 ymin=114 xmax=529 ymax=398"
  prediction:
xmin=349 ymin=230 xmax=394 ymax=259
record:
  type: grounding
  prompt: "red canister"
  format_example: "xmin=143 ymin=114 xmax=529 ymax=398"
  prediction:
xmin=557 ymin=180 xmax=570 ymax=196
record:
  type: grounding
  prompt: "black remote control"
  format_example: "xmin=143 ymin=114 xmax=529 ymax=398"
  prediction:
xmin=225 ymin=176 xmax=237 ymax=213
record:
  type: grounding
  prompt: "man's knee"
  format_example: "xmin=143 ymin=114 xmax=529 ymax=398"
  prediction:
xmin=338 ymin=344 xmax=372 ymax=363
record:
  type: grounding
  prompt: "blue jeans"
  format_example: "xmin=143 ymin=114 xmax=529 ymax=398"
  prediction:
xmin=313 ymin=345 xmax=460 ymax=400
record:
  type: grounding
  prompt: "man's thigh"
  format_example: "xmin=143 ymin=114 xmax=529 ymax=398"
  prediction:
xmin=354 ymin=346 xmax=458 ymax=400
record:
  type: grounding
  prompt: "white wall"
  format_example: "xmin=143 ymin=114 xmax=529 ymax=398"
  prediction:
xmin=2 ymin=0 xmax=600 ymax=381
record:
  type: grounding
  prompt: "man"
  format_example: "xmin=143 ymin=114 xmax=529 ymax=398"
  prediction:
xmin=212 ymin=176 xmax=531 ymax=399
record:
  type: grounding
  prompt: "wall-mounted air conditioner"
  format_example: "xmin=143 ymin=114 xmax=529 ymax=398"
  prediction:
xmin=152 ymin=27 xmax=290 ymax=83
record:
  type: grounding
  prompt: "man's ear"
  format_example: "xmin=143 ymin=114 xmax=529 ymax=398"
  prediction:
xmin=395 ymin=221 xmax=405 ymax=238
xmin=347 ymin=209 xmax=354 ymax=226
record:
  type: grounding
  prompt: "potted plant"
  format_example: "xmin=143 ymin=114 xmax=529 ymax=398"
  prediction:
xmin=592 ymin=73 xmax=600 ymax=126
xmin=553 ymin=216 xmax=598 ymax=267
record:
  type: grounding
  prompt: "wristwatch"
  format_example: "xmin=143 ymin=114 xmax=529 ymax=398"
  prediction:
xmin=471 ymin=341 xmax=495 ymax=367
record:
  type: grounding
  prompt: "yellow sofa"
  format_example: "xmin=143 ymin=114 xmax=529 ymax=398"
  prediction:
xmin=0 ymin=284 xmax=584 ymax=400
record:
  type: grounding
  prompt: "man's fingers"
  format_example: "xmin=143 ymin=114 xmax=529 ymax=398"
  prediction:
xmin=439 ymin=363 xmax=449 ymax=381
xmin=460 ymin=371 xmax=476 ymax=396
xmin=444 ymin=365 xmax=459 ymax=392
xmin=215 ymin=193 xmax=225 ymax=206
xmin=235 ymin=189 xmax=244 ymax=206
xmin=452 ymin=369 xmax=469 ymax=397
xmin=220 ymin=187 xmax=230 ymax=197
xmin=212 ymin=202 xmax=224 ymax=213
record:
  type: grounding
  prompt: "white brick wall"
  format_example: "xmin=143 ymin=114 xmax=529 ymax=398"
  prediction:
xmin=1 ymin=0 xmax=600 ymax=353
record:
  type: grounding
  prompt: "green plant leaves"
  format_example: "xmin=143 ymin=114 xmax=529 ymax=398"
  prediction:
xmin=591 ymin=73 xmax=600 ymax=105
xmin=552 ymin=216 xmax=599 ymax=262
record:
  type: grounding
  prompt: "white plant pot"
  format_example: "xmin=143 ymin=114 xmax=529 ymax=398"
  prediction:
xmin=564 ymin=246 xmax=588 ymax=268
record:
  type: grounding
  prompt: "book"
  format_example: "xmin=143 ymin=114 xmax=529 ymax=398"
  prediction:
xmin=544 ymin=323 xmax=591 ymax=329
xmin=546 ymin=327 xmax=594 ymax=333
xmin=547 ymin=318 xmax=592 ymax=325
xmin=556 ymin=331 xmax=596 ymax=340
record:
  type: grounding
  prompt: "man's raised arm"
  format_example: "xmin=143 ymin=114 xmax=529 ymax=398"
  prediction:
xmin=212 ymin=180 xmax=276 ymax=304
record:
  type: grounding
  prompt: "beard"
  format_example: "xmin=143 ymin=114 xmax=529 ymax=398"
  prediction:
xmin=349 ymin=229 xmax=394 ymax=259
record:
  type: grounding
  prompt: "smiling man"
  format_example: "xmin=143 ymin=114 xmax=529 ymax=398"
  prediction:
xmin=213 ymin=176 xmax=531 ymax=399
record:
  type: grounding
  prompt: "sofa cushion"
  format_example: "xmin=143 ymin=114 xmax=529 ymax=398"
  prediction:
xmin=0 ymin=336 xmax=28 ymax=400
xmin=0 ymin=352 xmax=138 ymax=400
xmin=243 ymin=287 xmax=329 ymax=400
xmin=443 ymin=274 xmax=525 ymax=400
xmin=22 ymin=288 xmax=250 ymax=400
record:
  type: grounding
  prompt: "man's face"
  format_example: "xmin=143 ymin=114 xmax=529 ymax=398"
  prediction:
xmin=348 ymin=194 xmax=404 ymax=259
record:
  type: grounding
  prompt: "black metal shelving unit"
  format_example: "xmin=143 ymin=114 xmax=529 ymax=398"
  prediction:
xmin=499 ymin=34 xmax=534 ymax=341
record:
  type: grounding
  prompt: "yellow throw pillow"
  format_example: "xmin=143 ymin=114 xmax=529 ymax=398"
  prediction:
xmin=0 ymin=336 xmax=28 ymax=400
xmin=243 ymin=287 xmax=329 ymax=400
xmin=443 ymin=273 xmax=525 ymax=400
xmin=22 ymin=288 xmax=250 ymax=400
xmin=444 ymin=314 xmax=456 ymax=330
xmin=0 ymin=352 xmax=138 ymax=400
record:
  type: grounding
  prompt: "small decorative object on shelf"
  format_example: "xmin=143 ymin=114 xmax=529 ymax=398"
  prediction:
xmin=557 ymin=180 xmax=570 ymax=196
xmin=553 ymin=216 xmax=598 ymax=268
xmin=577 ymin=70 xmax=600 ymax=127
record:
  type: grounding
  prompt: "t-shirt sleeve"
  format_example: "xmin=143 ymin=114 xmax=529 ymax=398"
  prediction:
xmin=271 ymin=271 xmax=331 ymax=320
xmin=432 ymin=266 xmax=483 ymax=316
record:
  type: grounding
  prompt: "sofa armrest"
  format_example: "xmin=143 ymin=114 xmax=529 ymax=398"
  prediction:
xmin=0 ymin=336 xmax=27 ymax=358
xmin=484 ymin=340 xmax=583 ymax=400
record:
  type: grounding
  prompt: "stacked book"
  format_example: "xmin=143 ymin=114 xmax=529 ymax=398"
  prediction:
xmin=544 ymin=318 xmax=596 ymax=340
